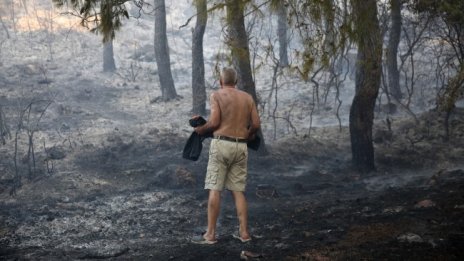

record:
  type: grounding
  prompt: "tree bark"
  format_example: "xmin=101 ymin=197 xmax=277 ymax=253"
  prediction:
xmin=277 ymin=1 xmax=289 ymax=67
xmin=387 ymin=0 xmax=402 ymax=100
xmin=226 ymin=0 xmax=267 ymax=154
xmin=0 ymin=105 xmax=10 ymax=145
xmin=0 ymin=15 xmax=10 ymax=39
xmin=154 ymin=0 xmax=177 ymax=101
xmin=103 ymin=39 xmax=116 ymax=72
xmin=349 ymin=0 xmax=383 ymax=173
xmin=191 ymin=0 xmax=207 ymax=115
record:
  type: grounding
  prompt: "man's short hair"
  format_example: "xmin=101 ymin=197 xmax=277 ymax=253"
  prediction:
xmin=221 ymin=67 xmax=238 ymax=85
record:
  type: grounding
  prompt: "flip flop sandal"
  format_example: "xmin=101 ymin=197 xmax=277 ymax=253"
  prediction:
xmin=190 ymin=234 xmax=218 ymax=245
xmin=233 ymin=234 xmax=252 ymax=243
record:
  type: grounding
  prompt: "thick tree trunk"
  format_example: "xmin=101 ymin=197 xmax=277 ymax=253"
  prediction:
xmin=277 ymin=1 xmax=288 ymax=67
xmin=387 ymin=0 xmax=402 ymax=100
xmin=103 ymin=40 xmax=116 ymax=72
xmin=349 ymin=0 xmax=382 ymax=173
xmin=154 ymin=0 xmax=177 ymax=101
xmin=226 ymin=0 xmax=267 ymax=154
xmin=191 ymin=0 xmax=207 ymax=115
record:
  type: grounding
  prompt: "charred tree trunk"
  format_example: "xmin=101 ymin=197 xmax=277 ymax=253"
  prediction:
xmin=154 ymin=0 xmax=177 ymax=101
xmin=0 ymin=105 xmax=10 ymax=145
xmin=103 ymin=39 xmax=116 ymax=72
xmin=191 ymin=0 xmax=207 ymax=115
xmin=349 ymin=0 xmax=383 ymax=173
xmin=226 ymin=0 xmax=267 ymax=154
xmin=277 ymin=1 xmax=289 ymax=67
xmin=387 ymin=0 xmax=402 ymax=100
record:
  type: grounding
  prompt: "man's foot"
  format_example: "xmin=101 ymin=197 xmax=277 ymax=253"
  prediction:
xmin=233 ymin=233 xmax=251 ymax=243
xmin=191 ymin=234 xmax=217 ymax=245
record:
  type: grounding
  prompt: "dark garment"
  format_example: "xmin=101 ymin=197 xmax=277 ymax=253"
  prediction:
xmin=189 ymin=116 xmax=207 ymax=127
xmin=247 ymin=135 xmax=260 ymax=151
xmin=183 ymin=116 xmax=212 ymax=161
xmin=182 ymin=132 xmax=207 ymax=161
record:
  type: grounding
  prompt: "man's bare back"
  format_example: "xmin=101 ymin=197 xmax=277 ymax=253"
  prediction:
xmin=210 ymin=87 xmax=259 ymax=139
xmin=195 ymin=86 xmax=260 ymax=140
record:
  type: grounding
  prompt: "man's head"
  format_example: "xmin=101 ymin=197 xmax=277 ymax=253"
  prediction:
xmin=220 ymin=67 xmax=238 ymax=86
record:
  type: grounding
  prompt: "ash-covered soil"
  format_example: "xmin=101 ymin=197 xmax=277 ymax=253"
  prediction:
xmin=1 ymin=108 xmax=464 ymax=260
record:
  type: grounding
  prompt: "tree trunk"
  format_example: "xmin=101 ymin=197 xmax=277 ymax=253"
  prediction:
xmin=387 ymin=0 xmax=402 ymax=100
xmin=277 ymin=1 xmax=288 ymax=67
xmin=103 ymin=39 xmax=116 ymax=72
xmin=154 ymin=0 xmax=177 ymax=101
xmin=191 ymin=0 xmax=207 ymax=115
xmin=101 ymin=0 xmax=115 ymax=73
xmin=323 ymin=0 xmax=336 ymax=57
xmin=0 ymin=15 xmax=10 ymax=39
xmin=226 ymin=0 xmax=267 ymax=154
xmin=349 ymin=0 xmax=382 ymax=173
xmin=0 ymin=105 xmax=10 ymax=145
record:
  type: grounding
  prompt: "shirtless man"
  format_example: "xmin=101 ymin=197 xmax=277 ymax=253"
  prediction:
xmin=192 ymin=67 xmax=260 ymax=244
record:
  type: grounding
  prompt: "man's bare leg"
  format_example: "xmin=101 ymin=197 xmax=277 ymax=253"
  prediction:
xmin=232 ymin=191 xmax=250 ymax=240
xmin=204 ymin=190 xmax=221 ymax=241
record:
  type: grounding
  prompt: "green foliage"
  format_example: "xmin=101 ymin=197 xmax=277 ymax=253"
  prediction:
xmin=412 ymin=0 xmax=464 ymax=25
xmin=268 ymin=0 xmax=282 ymax=11
xmin=286 ymin=0 xmax=352 ymax=79
xmin=296 ymin=49 xmax=315 ymax=81
xmin=52 ymin=0 xmax=131 ymax=42
xmin=411 ymin=0 xmax=464 ymax=39
xmin=409 ymin=0 xmax=464 ymax=113
xmin=438 ymin=65 xmax=464 ymax=113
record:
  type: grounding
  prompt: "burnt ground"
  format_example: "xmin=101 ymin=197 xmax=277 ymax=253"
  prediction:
xmin=0 ymin=109 xmax=464 ymax=260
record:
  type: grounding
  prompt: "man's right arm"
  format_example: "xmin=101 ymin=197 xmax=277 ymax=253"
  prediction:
xmin=195 ymin=93 xmax=221 ymax=135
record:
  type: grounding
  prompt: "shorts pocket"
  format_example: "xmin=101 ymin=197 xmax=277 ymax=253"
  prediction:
xmin=237 ymin=145 xmax=248 ymax=162
xmin=205 ymin=166 xmax=219 ymax=185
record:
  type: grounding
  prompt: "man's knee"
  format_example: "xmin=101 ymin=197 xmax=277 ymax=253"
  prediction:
xmin=208 ymin=190 xmax=221 ymax=202
xmin=231 ymin=190 xmax=246 ymax=200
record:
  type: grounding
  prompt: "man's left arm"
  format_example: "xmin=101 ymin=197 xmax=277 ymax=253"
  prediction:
xmin=248 ymin=100 xmax=260 ymax=139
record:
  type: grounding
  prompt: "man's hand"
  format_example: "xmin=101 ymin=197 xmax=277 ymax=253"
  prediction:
xmin=194 ymin=126 xmax=205 ymax=135
xmin=190 ymin=115 xmax=206 ymax=135
xmin=190 ymin=115 xmax=207 ymax=128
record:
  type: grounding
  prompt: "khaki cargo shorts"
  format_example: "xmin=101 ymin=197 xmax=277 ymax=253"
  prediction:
xmin=205 ymin=138 xmax=248 ymax=192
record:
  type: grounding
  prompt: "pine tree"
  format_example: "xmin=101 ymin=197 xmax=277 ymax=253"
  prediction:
xmin=52 ymin=0 xmax=128 ymax=72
